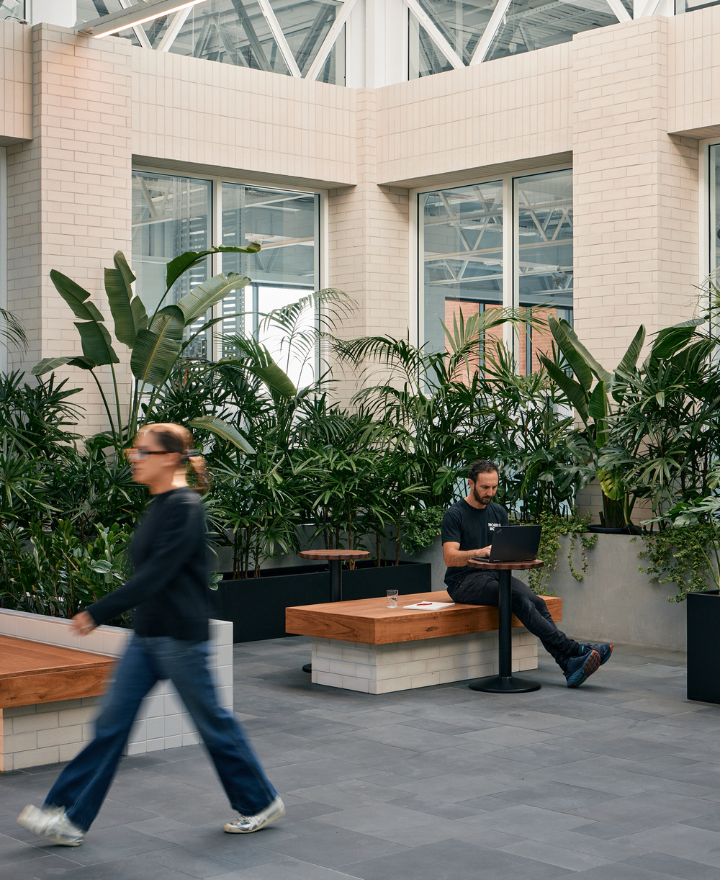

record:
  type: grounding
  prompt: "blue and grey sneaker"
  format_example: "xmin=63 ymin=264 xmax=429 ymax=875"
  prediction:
xmin=564 ymin=649 xmax=601 ymax=688
xmin=578 ymin=643 xmax=613 ymax=666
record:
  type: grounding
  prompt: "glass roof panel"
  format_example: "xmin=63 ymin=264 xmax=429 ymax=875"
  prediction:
xmin=267 ymin=0 xmax=339 ymax=76
xmin=486 ymin=0 xmax=618 ymax=61
xmin=409 ymin=16 xmax=453 ymax=78
xmin=416 ymin=0 xmax=495 ymax=65
xmin=0 ymin=0 xmax=24 ymax=22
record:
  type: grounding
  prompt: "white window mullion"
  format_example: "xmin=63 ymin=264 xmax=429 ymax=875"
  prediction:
xmin=503 ymin=175 xmax=515 ymax=361
xmin=470 ymin=0 xmax=512 ymax=65
xmin=157 ymin=7 xmax=192 ymax=51
xmin=306 ymin=0 xmax=360 ymax=82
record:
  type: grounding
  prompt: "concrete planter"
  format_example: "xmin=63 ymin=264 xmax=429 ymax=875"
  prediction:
xmin=546 ymin=534 xmax=689 ymax=651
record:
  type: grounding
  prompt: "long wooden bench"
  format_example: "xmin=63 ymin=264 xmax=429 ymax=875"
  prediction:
xmin=0 ymin=635 xmax=115 ymax=771
xmin=286 ymin=589 xmax=562 ymax=694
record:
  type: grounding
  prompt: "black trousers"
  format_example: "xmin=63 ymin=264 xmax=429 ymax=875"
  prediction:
xmin=448 ymin=571 xmax=579 ymax=671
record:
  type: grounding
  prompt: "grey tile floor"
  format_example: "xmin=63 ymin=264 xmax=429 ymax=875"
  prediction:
xmin=3 ymin=637 xmax=720 ymax=879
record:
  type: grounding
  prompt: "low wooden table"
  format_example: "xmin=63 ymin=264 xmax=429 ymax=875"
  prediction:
xmin=466 ymin=558 xmax=544 ymax=694
xmin=298 ymin=549 xmax=371 ymax=672
xmin=287 ymin=588 xmax=561 ymax=694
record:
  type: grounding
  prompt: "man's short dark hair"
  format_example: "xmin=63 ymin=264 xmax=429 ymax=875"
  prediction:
xmin=468 ymin=460 xmax=499 ymax=482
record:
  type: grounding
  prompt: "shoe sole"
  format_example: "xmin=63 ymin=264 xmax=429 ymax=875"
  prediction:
xmin=566 ymin=649 xmax=601 ymax=688
xmin=224 ymin=804 xmax=285 ymax=834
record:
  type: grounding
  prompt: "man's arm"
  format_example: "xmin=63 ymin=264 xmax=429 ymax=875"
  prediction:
xmin=443 ymin=542 xmax=491 ymax=567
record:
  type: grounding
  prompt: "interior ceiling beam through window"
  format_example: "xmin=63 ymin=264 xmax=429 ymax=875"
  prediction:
xmin=256 ymin=0 xmax=302 ymax=75
xmin=306 ymin=0 xmax=357 ymax=81
xmin=403 ymin=0 xmax=464 ymax=69
xmin=229 ymin=0 xmax=273 ymax=70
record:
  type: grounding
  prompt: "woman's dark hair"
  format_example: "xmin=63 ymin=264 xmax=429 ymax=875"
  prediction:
xmin=468 ymin=459 xmax=499 ymax=482
xmin=138 ymin=423 xmax=209 ymax=494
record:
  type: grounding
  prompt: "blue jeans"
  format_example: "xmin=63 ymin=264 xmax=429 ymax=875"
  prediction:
xmin=45 ymin=635 xmax=278 ymax=832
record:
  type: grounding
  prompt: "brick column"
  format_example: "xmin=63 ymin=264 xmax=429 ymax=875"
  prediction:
xmin=572 ymin=18 xmax=699 ymax=369
xmin=6 ymin=24 xmax=132 ymax=434
xmin=328 ymin=88 xmax=410 ymax=401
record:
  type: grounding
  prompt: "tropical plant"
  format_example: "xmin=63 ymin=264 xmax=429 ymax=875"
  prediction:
xmin=537 ymin=315 xmax=646 ymax=528
xmin=32 ymin=246 xmax=262 ymax=449
xmin=0 ymin=307 xmax=27 ymax=352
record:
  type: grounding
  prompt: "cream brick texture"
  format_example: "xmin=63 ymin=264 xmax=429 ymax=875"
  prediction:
xmin=0 ymin=20 xmax=32 ymax=146
xmin=5 ymin=23 xmax=133 ymax=434
xmin=0 ymin=609 xmax=233 ymax=771
xmin=311 ymin=630 xmax=538 ymax=694
xmin=668 ymin=9 xmax=720 ymax=139
xmin=572 ymin=18 xmax=699 ymax=368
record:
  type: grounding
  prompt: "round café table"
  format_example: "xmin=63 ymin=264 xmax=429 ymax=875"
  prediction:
xmin=466 ymin=558 xmax=544 ymax=694
xmin=299 ymin=549 xmax=371 ymax=673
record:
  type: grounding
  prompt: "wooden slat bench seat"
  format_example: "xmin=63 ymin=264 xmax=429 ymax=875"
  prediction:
xmin=286 ymin=590 xmax=562 ymax=694
xmin=0 ymin=635 xmax=115 ymax=710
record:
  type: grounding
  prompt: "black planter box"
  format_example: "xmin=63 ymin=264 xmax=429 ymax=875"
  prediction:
xmin=687 ymin=589 xmax=720 ymax=703
xmin=211 ymin=560 xmax=432 ymax=643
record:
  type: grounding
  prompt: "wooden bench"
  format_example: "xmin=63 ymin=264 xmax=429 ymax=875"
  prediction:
xmin=286 ymin=589 xmax=562 ymax=694
xmin=0 ymin=635 xmax=115 ymax=772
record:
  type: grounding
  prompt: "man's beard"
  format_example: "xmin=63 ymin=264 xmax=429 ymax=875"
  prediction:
xmin=473 ymin=487 xmax=493 ymax=505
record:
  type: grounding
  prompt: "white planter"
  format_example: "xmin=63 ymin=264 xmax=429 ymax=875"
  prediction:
xmin=0 ymin=609 xmax=233 ymax=770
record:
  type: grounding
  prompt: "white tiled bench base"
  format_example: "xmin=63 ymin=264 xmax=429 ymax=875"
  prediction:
xmin=0 ymin=609 xmax=233 ymax=771
xmin=311 ymin=629 xmax=538 ymax=694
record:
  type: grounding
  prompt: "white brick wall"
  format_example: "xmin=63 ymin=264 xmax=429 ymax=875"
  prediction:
xmin=311 ymin=630 xmax=538 ymax=694
xmin=0 ymin=609 xmax=233 ymax=771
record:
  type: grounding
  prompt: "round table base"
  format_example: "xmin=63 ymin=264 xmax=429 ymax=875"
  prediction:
xmin=302 ymin=663 xmax=312 ymax=674
xmin=469 ymin=674 xmax=541 ymax=694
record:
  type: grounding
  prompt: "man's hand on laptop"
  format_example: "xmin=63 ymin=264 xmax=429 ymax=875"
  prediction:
xmin=474 ymin=546 xmax=492 ymax=559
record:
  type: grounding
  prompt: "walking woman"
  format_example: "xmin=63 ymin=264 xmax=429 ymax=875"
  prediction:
xmin=18 ymin=423 xmax=284 ymax=846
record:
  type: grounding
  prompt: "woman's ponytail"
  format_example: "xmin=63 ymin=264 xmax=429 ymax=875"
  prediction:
xmin=138 ymin=423 xmax=211 ymax=494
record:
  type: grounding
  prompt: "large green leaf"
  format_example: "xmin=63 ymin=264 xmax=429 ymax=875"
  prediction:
xmin=587 ymin=380 xmax=608 ymax=421
xmin=74 ymin=321 xmax=119 ymax=366
xmin=130 ymin=313 xmax=183 ymax=386
xmin=189 ymin=416 xmax=255 ymax=455
xmin=50 ymin=270 xmax=105 ymax=323
xmin=538 ymin=353 xmax=589 ymax=423
xmin=165 ymin=244 xmax=261 ymax=292
xmin=130 ymin=296 xmax=148 ymax=333
xmin=176 ymin=273 xmax=251 ymax=326
xmin=105 ymin=252 xmax=136 ymax=347
xmin=547 ymin=316 xmax=594 ymax=393
xmin=650 ymin=319 xmax=704 ymax=360
xmin=616 ymin=324 xmax=646 ymax=376
xmin=551 ymin=317 xmax=613 ymax=386
xmin=32 ymin=355 xmax=96 ymax=376
xmin=219 ymin=334 xmax=297 ymax=398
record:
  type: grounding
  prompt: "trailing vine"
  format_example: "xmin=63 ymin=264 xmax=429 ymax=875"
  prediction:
xmin=636 ymin=523 xmax=720 ymax=603
xmin=526 ymin=512 xmax=597 ymax=595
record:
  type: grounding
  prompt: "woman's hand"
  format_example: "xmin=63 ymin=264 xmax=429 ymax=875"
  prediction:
xmin=72 ymin=611 xmax=96 ymax=637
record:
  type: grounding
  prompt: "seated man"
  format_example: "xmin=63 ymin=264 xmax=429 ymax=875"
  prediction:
xmin=442 ymin=459 xmax=612 ymax=688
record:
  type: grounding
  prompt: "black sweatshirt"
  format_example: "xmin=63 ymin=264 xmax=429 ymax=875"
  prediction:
xmin=86 ymin=487 xmax=212 ymax=641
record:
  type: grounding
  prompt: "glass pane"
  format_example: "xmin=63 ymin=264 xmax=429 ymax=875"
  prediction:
xmin=221 ymin=184 xmax=318 ymax=382
xmin=679 ymin=0 xmax=720 ymax=11
xmin=76 ymin=0 xmax=147 ymax=48
xmin=0 ymin=0 xmax=24 ymax=22
xmin=415 ymin=0 xmax=494 ymax=65
xmin=420 ymin=182 xmax=504 ymax=358
xmin=268 ymin=0 xmax=341 ymax=78
xmin=132 ymin=171 xmax=213 ymax=360
xmin=712 ymin=144 xmax=720 ymax=278
xmin=486 ymin=0 xmax=618 ymax=62
xmin=168 ymin=0 xmax=289 ymax=74
xmin=409 ymin=15 xmax=454 ymax=79
xmin=515 ymin=169 xmax=573 ymax=375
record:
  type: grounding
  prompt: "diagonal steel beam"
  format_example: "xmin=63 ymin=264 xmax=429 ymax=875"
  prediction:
xmin=296 ymin=4 xmax=335 ymax=75
xmin=469 ymin=0 xmax=513 ymax=64
xmin=230 ymin=0 xmax=272 ymax=72
xmin=306 ymin=0 xmax=360 ymax=81
xmin=256 ymin=0 xmax=301 ymax=76
xmin=605 ymin=0 xmax=631 ymax=20
xmin=402 ymin=0 xmax=464 ymax=70
xmin=157 ymin=6 xmax=191 ymax=50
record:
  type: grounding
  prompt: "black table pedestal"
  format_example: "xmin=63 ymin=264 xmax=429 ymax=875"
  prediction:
xmin=303 ymin=560 xmax=344 ymax=673
xmin=469 ymin=569 xmax=541 ymax=694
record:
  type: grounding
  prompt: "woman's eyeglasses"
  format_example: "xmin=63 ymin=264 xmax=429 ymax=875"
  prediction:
xmin=125 ymin=448 xmax=170 ymax=461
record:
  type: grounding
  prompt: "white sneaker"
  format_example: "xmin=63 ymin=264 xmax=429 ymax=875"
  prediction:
xmin=224 ymin=796 xmax=285 ymax=833
xmin=17 ymin=804 xmax=85 ymax=846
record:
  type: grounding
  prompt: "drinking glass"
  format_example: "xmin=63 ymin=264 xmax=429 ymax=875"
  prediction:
xmin=387 ymin=589 xmax=398 ymax=609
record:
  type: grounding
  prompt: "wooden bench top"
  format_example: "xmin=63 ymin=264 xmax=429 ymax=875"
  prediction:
xmin=0 ymin=635 xmax=115 ymax=709
xmin=286 ymin=590 xmax=562 ymax=645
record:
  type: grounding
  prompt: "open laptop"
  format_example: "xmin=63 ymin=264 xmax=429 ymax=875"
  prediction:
xmin=485 ymin=525 xmax=542 ymax=563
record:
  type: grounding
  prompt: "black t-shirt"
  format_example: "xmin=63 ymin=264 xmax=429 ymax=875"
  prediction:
xmin=441 ymin=499 xmax=509 ymax=591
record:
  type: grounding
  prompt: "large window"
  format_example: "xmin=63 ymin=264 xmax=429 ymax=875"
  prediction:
xmin=132 ymin=171 xmax=320 ymax=384
xmin=419 ymin=168 xmax=572 ymax=376
xmin=712 ymin=144 xmax=720 ymax=279
xmin=0 ymin=0 xmax=23 ymax=21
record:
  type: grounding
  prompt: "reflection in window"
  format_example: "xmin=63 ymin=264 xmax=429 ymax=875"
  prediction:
xmin=131 ymin=172 xmax=212 ymax=360
xmin=515 ymin=169 xmax=573 ymax=375
xmin=221 ymin=184 xmax=319 ymax=386
xmin=414 ymin=0 xmax=493 ymax=66
xmin=0 ymin=0 xmax=23 ymax=22
xmin=409 ymin=16 xmax=454 ymax=79
xmin=712 ymin=145 xmax=720 ymax=279
xmin=486 ymin=0 xmax=617 ymax=61
xmin=268 ymin=0 xmax=345 ymax=83
xmin=420 ymin=182 xmax=504 ymax=362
